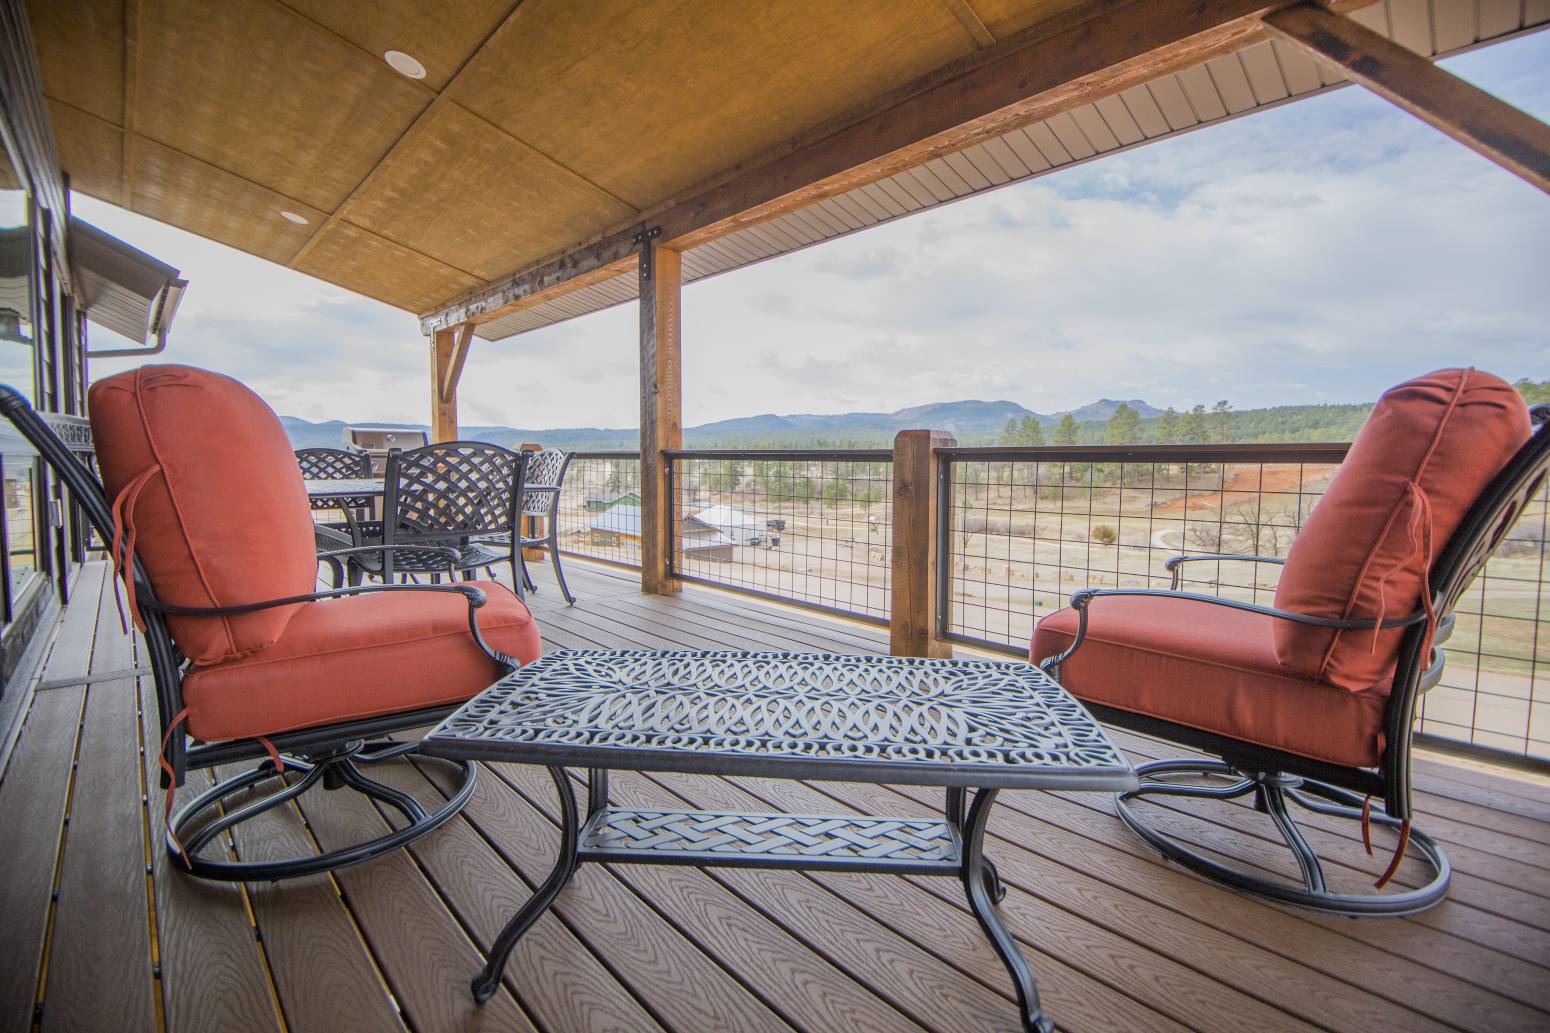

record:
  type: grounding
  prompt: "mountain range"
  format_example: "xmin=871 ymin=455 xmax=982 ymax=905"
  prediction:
xmin=280 ymin=398 xmax=1166 ymax=452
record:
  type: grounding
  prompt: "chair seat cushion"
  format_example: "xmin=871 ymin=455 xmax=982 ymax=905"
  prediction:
xmin=181 ymin=582 xmax=541 ymax=741
xmin=1032 ymin=596 xmax=1388 ymax=768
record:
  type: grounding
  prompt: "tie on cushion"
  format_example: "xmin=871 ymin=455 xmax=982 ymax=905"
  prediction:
xmin=1032 ymin=596 xmax=1388 ymax=768
xmin=1273 ymin=369 xmax=1529 ymax=691
xmin=90 ymin=365 xmax=319 ymax=665
xmin=180 ymin=581 xmax=541 ymax=741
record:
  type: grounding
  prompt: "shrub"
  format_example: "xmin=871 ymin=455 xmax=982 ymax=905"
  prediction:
xmin=1092 ymin=524 xmax=1118 ymax=546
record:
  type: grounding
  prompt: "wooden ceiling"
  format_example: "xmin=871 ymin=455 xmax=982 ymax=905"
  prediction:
xmin=29 ymin=0 xmax=1094 ymax=314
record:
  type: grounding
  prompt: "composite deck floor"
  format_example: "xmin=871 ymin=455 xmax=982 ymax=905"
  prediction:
xmin=2 ymin=560 xmax=1549 ymax=1033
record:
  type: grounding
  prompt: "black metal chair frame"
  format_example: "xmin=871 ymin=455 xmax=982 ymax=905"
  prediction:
xmin=0 ymin=386 xmax=522 ymax=881
xmin=378 ymin=441 xmax=529 ymax=595
xmin=1040 ymin=404 xmax=1550 ymax=916
xmin=515 ymin=448 xmax=575 ymax=604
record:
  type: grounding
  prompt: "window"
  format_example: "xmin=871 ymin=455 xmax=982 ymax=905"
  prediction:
xmin=0 ymin=143 xmax=38 ymax=601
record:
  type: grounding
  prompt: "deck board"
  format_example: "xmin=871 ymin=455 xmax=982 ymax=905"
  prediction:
xmin=2 ymin=559 xmax=1549 ymax=1033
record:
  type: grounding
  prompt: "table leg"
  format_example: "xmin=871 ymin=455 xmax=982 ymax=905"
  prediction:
xmin=962 ymin=788 xmax=1051 ymax=1033
xmin=587 ymin=767 xmax=610 ymax=821
xmin=945 ymin=786 xmax=965 ymax=830
xmin=472 ymin=765 xmax=581 ymax=1003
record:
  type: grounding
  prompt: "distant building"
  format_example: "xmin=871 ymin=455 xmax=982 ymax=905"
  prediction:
xmin=589 ymin=504 xmax=735 ymax=562
xmin=693 ymin=504 xmax=765 ymax=545
xmin=584 ymin=490 xmax=640 ymax=511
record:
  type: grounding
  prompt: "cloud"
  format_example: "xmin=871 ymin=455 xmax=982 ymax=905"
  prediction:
xmin=76 ymin=32 xmax=1550 ymax=429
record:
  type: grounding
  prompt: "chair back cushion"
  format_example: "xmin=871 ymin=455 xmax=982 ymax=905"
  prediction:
xmin=1274 ymin=368 xmax=1529 ymax=690
xmin=89 ymin=365 xmax=317 ymax=665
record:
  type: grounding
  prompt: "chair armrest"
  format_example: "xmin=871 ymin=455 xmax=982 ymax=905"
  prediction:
xmin=1038 ymin=587 xmax=1427 ymax=677
xmin=1164 ymin=553 xmax=1285 ymax=589
xmin=141 ymin=581 xmax=488 ymax=617
xmin=139 ymin=582 xmax=520 ymax=671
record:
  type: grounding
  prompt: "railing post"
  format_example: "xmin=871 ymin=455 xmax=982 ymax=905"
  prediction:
xmin=638 ymin=229 xmax=682 ymax=594
xmin=890 ymin=429 xmax=955 ymax=657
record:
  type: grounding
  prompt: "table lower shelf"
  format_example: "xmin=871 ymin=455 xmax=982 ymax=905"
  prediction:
xmin=577 ymin=805 xmax=962 ymax=874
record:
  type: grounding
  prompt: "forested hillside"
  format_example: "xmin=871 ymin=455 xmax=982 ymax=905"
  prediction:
xmin=283 ymin=379 xmax=1546 ymax=451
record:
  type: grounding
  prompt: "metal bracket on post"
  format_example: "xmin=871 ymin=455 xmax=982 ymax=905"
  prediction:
xmin=633 ymin=226 xmax=662 ymax=281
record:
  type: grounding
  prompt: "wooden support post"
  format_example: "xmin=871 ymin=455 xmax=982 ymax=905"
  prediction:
xmin=890 ymin=429 xmax=955 ymax=658
xmin=1266 ymin=3 xmax=1550 ymax=194
xmin=430 ymin=323 xmax=473 ymax=442
xmin=430 ymin=327 xmax=457 ymax=442
xmin=638 ymin=233 xmax=682 ymax=595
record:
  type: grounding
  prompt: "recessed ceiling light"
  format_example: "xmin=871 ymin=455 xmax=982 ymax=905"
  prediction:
xmin=279 ymin=210 xmax=309 ymax=225
xmin=384 ymin=50 xmax=426 ymax=80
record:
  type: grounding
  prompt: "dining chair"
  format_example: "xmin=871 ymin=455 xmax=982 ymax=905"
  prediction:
xmin=296 ymin=446 xmax=374 ymax=585
xmin=378 ymin=441 xmax=530 ymax=595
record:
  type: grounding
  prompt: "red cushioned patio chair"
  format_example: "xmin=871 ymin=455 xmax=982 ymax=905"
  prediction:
xmin=1033 ymin=370 xmax=1548 ymax=916
xmin=0 ymin=365 xmax=543 ymax=880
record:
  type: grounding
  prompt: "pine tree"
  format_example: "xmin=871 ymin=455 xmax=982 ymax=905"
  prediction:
xmin=1054 ymin=413 xmax=1078 ymax=446
xmin=1017 ymin=414 xmax=1044 ymax=446
xmin=1106 ymin=403 xmax=1140 ymax=445
xmin=1211 ymin=400 xmax=1233 ymax=443
xmin=1180 ymin=404 xmax=1208 ymax=443
xmin=999 ymin=417 xmax=1019 ymax=445
xmin=1156 ymin=407 xmax=1180 ymax=444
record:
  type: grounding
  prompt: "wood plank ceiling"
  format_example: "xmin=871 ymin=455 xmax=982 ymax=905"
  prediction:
xmin=29 ymin=0 xmax=1549 ymax=340
xmin=30 ymin=0 xmax=1092 ymax=314
xmin=471 ymin=0 xmax=1550 ymax=342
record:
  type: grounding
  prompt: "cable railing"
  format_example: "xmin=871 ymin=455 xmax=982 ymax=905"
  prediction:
xmin=666 ymin=449 xmax=894 ymax=623
xmin=936 ymin=444 xmax=1550 ymax=762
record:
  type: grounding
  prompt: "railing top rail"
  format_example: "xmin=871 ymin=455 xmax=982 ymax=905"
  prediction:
xmin=666 ymin=448 xmax=894 ymax=462
xmin=940 ymin=442 xmax=1352 ymax=464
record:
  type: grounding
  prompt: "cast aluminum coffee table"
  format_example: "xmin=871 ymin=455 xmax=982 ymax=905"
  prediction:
xmin=422 ymin=649 xmax=1136 ymax=1033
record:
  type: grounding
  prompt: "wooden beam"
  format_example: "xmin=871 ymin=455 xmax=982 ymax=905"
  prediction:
xmin=421 ymin=0 xmax=1282 ymax=333
xmin=890 ymin=429 xmax=956 ymax=658
xmin=638 ymin=240 xmax=682 ymax=596
xmin=1266 ymin=3 xmax=1550 ymax=193
xmin=439 ymin=322 xmax=473 ymax=403
xmin=430 ymin=326 xmax=459 ymax=442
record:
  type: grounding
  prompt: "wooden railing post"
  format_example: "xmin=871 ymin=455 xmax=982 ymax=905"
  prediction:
xmin=638 ymin=231 xmax=682 ymax=594
xmin=890 ymin=429 xmax=954 ymax=657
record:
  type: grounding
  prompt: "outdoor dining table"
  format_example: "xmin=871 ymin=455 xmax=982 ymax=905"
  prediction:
xmin=303 ymin=476 xmax=384 ymax=501
xmin=422 ymin=648 xmax=1137 ymax=1033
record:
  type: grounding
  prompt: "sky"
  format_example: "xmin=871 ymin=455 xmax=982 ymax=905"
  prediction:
xmin=82 ymin=30 xmax=1550 ymax=430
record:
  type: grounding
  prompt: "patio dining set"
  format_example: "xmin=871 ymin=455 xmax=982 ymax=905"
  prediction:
xmin=1 ymin=362 xmax=1544 ymax=1033
xmin=296 ymin=438 xmax=577 ymax=604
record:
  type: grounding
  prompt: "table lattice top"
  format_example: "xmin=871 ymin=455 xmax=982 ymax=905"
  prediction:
xmin=424 ymin=650 xmax=1135 ymax=790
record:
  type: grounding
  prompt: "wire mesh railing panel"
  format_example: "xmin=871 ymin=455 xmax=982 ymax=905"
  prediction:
xmin=943 ymin=450 xmax=1340 ymax=652
xmin=668 ymin=451 xmax=893 ymax=623
xmin=557 ymin=451 xmax=642 ymax=569
xmin=1422 ymin=477 xmax=1548 ymax=759
xmin=941 ymin=445 xmax=1550 ymax=760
